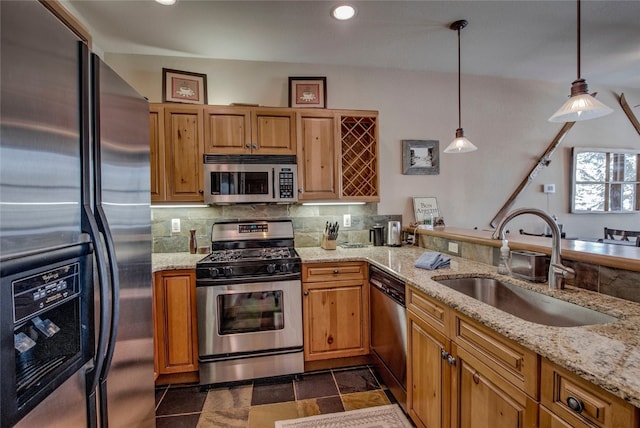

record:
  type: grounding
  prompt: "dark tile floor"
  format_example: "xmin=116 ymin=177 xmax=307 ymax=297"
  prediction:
xmin=155 ymin=365 xmax=405 ymax=428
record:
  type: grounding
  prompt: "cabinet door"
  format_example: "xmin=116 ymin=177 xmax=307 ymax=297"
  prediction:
xmin=407 ymin=310 xmax=451 ymax=428
xmin=303 ymin=279 xmax=369 ymax=360
xmin=154 ymin=270 xmax=198 ymax=375
xmin=164 ymin=106 xmax=204 ymax=201
xmin=339 ymin=113 xmax=379 ymax=202
xmin=296 ymin=112 xmax=339 ymax=200
xmin=253 ymin=108 xmax=296 ymax=154
xmin=452 ymin=343 xmax=538 ymax=428
xmin=203 ymin=106 xmax=251 ymax=154
xmin=149 ymin=104 xmax=165 ymax=202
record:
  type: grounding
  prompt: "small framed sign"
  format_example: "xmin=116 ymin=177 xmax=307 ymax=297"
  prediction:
xmin=413 ymin=197 xmax=440 ymax=224
xmin=162 ymin=68 xmax=207 ymax=104
xmin=403 ymin=140 xmax=439 ymax=175
xmin=288 ymin=77 xmax=327 ymax=108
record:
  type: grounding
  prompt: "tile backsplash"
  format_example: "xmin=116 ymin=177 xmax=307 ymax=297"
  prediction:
xmin=152 ymin=203 xmax=401 ymax=253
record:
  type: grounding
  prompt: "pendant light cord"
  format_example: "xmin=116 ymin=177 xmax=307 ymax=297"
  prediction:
xmin=576 ymin=0 xmax=581 ymax=80
xmin=457 ymin=25 xmax=462 ymax=129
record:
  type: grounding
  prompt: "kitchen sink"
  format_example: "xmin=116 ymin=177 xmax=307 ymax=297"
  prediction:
xmin=435 ymin=277 xmax=618 ymax=327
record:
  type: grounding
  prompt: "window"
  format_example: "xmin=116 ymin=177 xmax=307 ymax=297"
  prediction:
xmin=571 ymin=147 xmax=639 ymax=213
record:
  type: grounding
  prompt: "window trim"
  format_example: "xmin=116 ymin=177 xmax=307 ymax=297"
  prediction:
xmin=571 ymin=147 xmax=640 ymax=214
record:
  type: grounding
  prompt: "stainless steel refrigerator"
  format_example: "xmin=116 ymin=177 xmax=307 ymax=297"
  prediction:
xmin=0 ymin=1 xmax=155 ymax=427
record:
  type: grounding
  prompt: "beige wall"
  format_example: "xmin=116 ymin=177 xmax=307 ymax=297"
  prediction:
xmin=105 ymin=53 xmax=640 ymax=240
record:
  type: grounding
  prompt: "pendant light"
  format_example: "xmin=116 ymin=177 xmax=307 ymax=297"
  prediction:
xmin=444 ymin=19 xmax=477 ymax=154
xmin=549 ymin=0 xmax=612 ymax=122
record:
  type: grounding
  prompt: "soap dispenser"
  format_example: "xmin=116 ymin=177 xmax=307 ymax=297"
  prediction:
xmin=497 ymin=239 xmax=511 ymax=275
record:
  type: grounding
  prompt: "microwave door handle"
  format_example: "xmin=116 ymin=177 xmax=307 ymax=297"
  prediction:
xmin=272 ymin=168 xmax=276 ymax=199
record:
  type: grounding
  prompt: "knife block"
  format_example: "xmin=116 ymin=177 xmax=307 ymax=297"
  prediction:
xmin=321 ymin=234 xmax=336 ymax=250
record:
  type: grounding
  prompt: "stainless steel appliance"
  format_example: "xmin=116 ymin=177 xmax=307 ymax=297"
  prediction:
xmin=369 ymin=265 xmax=407 ymax=411
xmin=386 ymin=221 xmax=402 ymax=247
xmin=203 ymin=155 xmax=298 ymax=204
xmin=196 ymin=219 xmax=303 ymax=385
xmin=1 ymin=2 xmax=154 ymax=426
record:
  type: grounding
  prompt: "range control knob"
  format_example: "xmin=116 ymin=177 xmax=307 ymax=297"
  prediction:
xmin=267 ymin=264 xmax=277 ymax=274
xmin=280 ymin=263 xmax=290 ymax=273
xmin=208 ymin=268 xmax=219 ymax=278
xmin=223 ymin=267 xmax=233 ymax=277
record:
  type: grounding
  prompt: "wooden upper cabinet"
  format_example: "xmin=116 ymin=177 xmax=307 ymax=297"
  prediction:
xmin=203 ymin=106 xmax=295 ymax=155
xmin=296 ymin=111 xmax=339 ymax=200
xmin=149 ymin=104 xmax=165 ymax=202
xmin=296 ymin=109 xmax=379 ymax=202
xmin=164 ymin=105 xmax=204 ymax=202
xmin=203 ymin=106 xmax=251 ymax=154
xmin=252 ymin=108 xmax=296 ymax=154
xmin=339 ymin=112 xmax=379 ymax=202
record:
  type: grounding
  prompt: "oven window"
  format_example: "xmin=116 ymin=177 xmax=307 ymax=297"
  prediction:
xmin=217 ymin=290 xmax=284 ymax=334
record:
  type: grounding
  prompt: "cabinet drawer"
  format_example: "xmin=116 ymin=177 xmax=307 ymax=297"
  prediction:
xmin=302 ymin=262 xmax=366 ymax=282
xmin=541 ymin=359 xmax=639 ymax=428
xmin=453 ymin=312 xmax=539 ymax=399
xmin=407 ymin=286 xmax=448 ymax=334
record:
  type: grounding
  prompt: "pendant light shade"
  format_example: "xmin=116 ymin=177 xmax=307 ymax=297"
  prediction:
xmin=444 ymin=19 xmax=477 ymax=154
xmin=549 ymin=0 xmax=612 ymax=122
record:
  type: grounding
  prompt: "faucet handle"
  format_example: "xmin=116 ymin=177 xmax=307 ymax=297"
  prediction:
xmin=551 ymin=263 xmax=576 ymax=280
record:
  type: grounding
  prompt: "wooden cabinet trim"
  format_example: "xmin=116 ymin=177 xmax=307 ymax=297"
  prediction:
xmin=407 ymin=286 xmax=448 ymax=333
xmin=541 ymin=358 xmax=639 ymax=428
xmin=302 ymin=262 xmax=366 ymax=282
xmin=454 ymin=312 xmax=539 ymax=399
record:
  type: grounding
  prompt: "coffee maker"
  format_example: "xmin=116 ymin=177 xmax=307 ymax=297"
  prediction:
xmin=369 ymin=224 xmax=385 ymax=246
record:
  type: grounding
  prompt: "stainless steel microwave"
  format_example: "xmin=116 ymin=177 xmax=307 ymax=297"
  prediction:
xmin=203 ymin=155 xmax=298 ymax=204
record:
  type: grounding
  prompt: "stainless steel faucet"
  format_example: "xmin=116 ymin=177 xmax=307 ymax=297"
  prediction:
xmin=491 ymin=208 xmax=575 ymax=289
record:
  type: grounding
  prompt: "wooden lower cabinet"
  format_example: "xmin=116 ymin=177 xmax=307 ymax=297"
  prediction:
xmin=452 ymin=343 xmax=538 ymax=428
xmin=302 ymin=262 xmax=369 ymax=361
xmin=540 ymin=358 xmax=639 ymax=428
xmin=407 ymin=309 xmax=451 ymax=428
xmin=407 ymin=286 xmax=538 ymax=428
xmin=153 ymin=270 xmax=199 ymax=383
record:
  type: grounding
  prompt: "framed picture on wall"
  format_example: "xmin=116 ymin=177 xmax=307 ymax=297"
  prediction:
xmin=162 ymin=68 xmax=208 ymax=104
xmin=288 ymin=77 xmax=327 ymax=108
xmin=402 ymin=140 xmax=439 ymax=175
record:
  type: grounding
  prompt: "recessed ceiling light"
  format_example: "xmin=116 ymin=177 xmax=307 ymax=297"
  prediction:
xmin=155 ymin=0 xmax=177 ymax=5
xmin=331 ymin=4 xmax=356 ymax=21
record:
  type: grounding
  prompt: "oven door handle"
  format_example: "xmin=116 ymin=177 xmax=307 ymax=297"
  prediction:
xmin=196 ymin=273 xmax=302 ymax=287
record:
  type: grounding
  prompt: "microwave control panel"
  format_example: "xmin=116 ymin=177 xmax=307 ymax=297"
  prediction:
xmin=278 ymin=168 xmax=296 ymax=199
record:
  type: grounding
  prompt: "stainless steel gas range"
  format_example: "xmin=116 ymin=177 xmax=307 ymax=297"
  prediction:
xmin=195 ymin=219 xmax=303 ymax=385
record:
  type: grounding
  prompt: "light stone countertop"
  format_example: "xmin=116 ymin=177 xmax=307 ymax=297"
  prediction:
xmin=153 ymin=246 xmax=640 ymax=407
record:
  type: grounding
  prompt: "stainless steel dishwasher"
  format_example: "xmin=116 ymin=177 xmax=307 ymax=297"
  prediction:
xmin=369 ymin=265 xmax=407 ymax=411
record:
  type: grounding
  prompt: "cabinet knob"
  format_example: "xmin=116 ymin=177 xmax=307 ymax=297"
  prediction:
xmin=472 ymin=372 xmax=480 ymax=384
xmin=566 ymin=396 xmax=585 ymax=414
xmin=245 ymin=144 xmax=251 ymax=148
xmin=441 ymin=350 xmax=449 ymax=360
xmin=327 ymin=335 xmax=334 ymax=345
xmin=252 ymin=144 xmax=257 ymax=149
xmin=333 ymin=268 xmax=340 ymax=274
xmin=303 ymin=290 xmax=309 ymax=296
xmin=447 ymin=355 xmax=456 ymax=366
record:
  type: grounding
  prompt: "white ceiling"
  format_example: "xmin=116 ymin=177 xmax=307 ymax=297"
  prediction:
xmin=67 ymin=0 xmax=640 ymax=89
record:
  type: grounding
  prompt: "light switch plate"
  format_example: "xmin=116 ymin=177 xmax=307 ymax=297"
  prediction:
xmin=543 ymin=184 xmax=556 ymax=194
xmin=171 ymin=218 xmax=181 ymax=233
xmin=448 ymin=242 xmax=459 ymax=255
xmin=343 ymin=214 xmax=351 ymax=227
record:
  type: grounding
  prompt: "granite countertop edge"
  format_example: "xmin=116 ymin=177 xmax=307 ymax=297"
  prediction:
xmin=152 ymin=247 xmax=640 ymax=407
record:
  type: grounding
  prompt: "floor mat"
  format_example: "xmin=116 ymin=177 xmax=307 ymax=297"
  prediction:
xmin=274 ymin=404 xmax=412 ymax=428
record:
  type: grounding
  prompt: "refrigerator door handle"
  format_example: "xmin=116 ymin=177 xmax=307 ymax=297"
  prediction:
xmin=79 ymin=45 xmax=109 ymax=426
xmin=94 ymin=205 xmax=119 ymax=428
xmin=81 ymin=204 xmax=110 ymax=426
